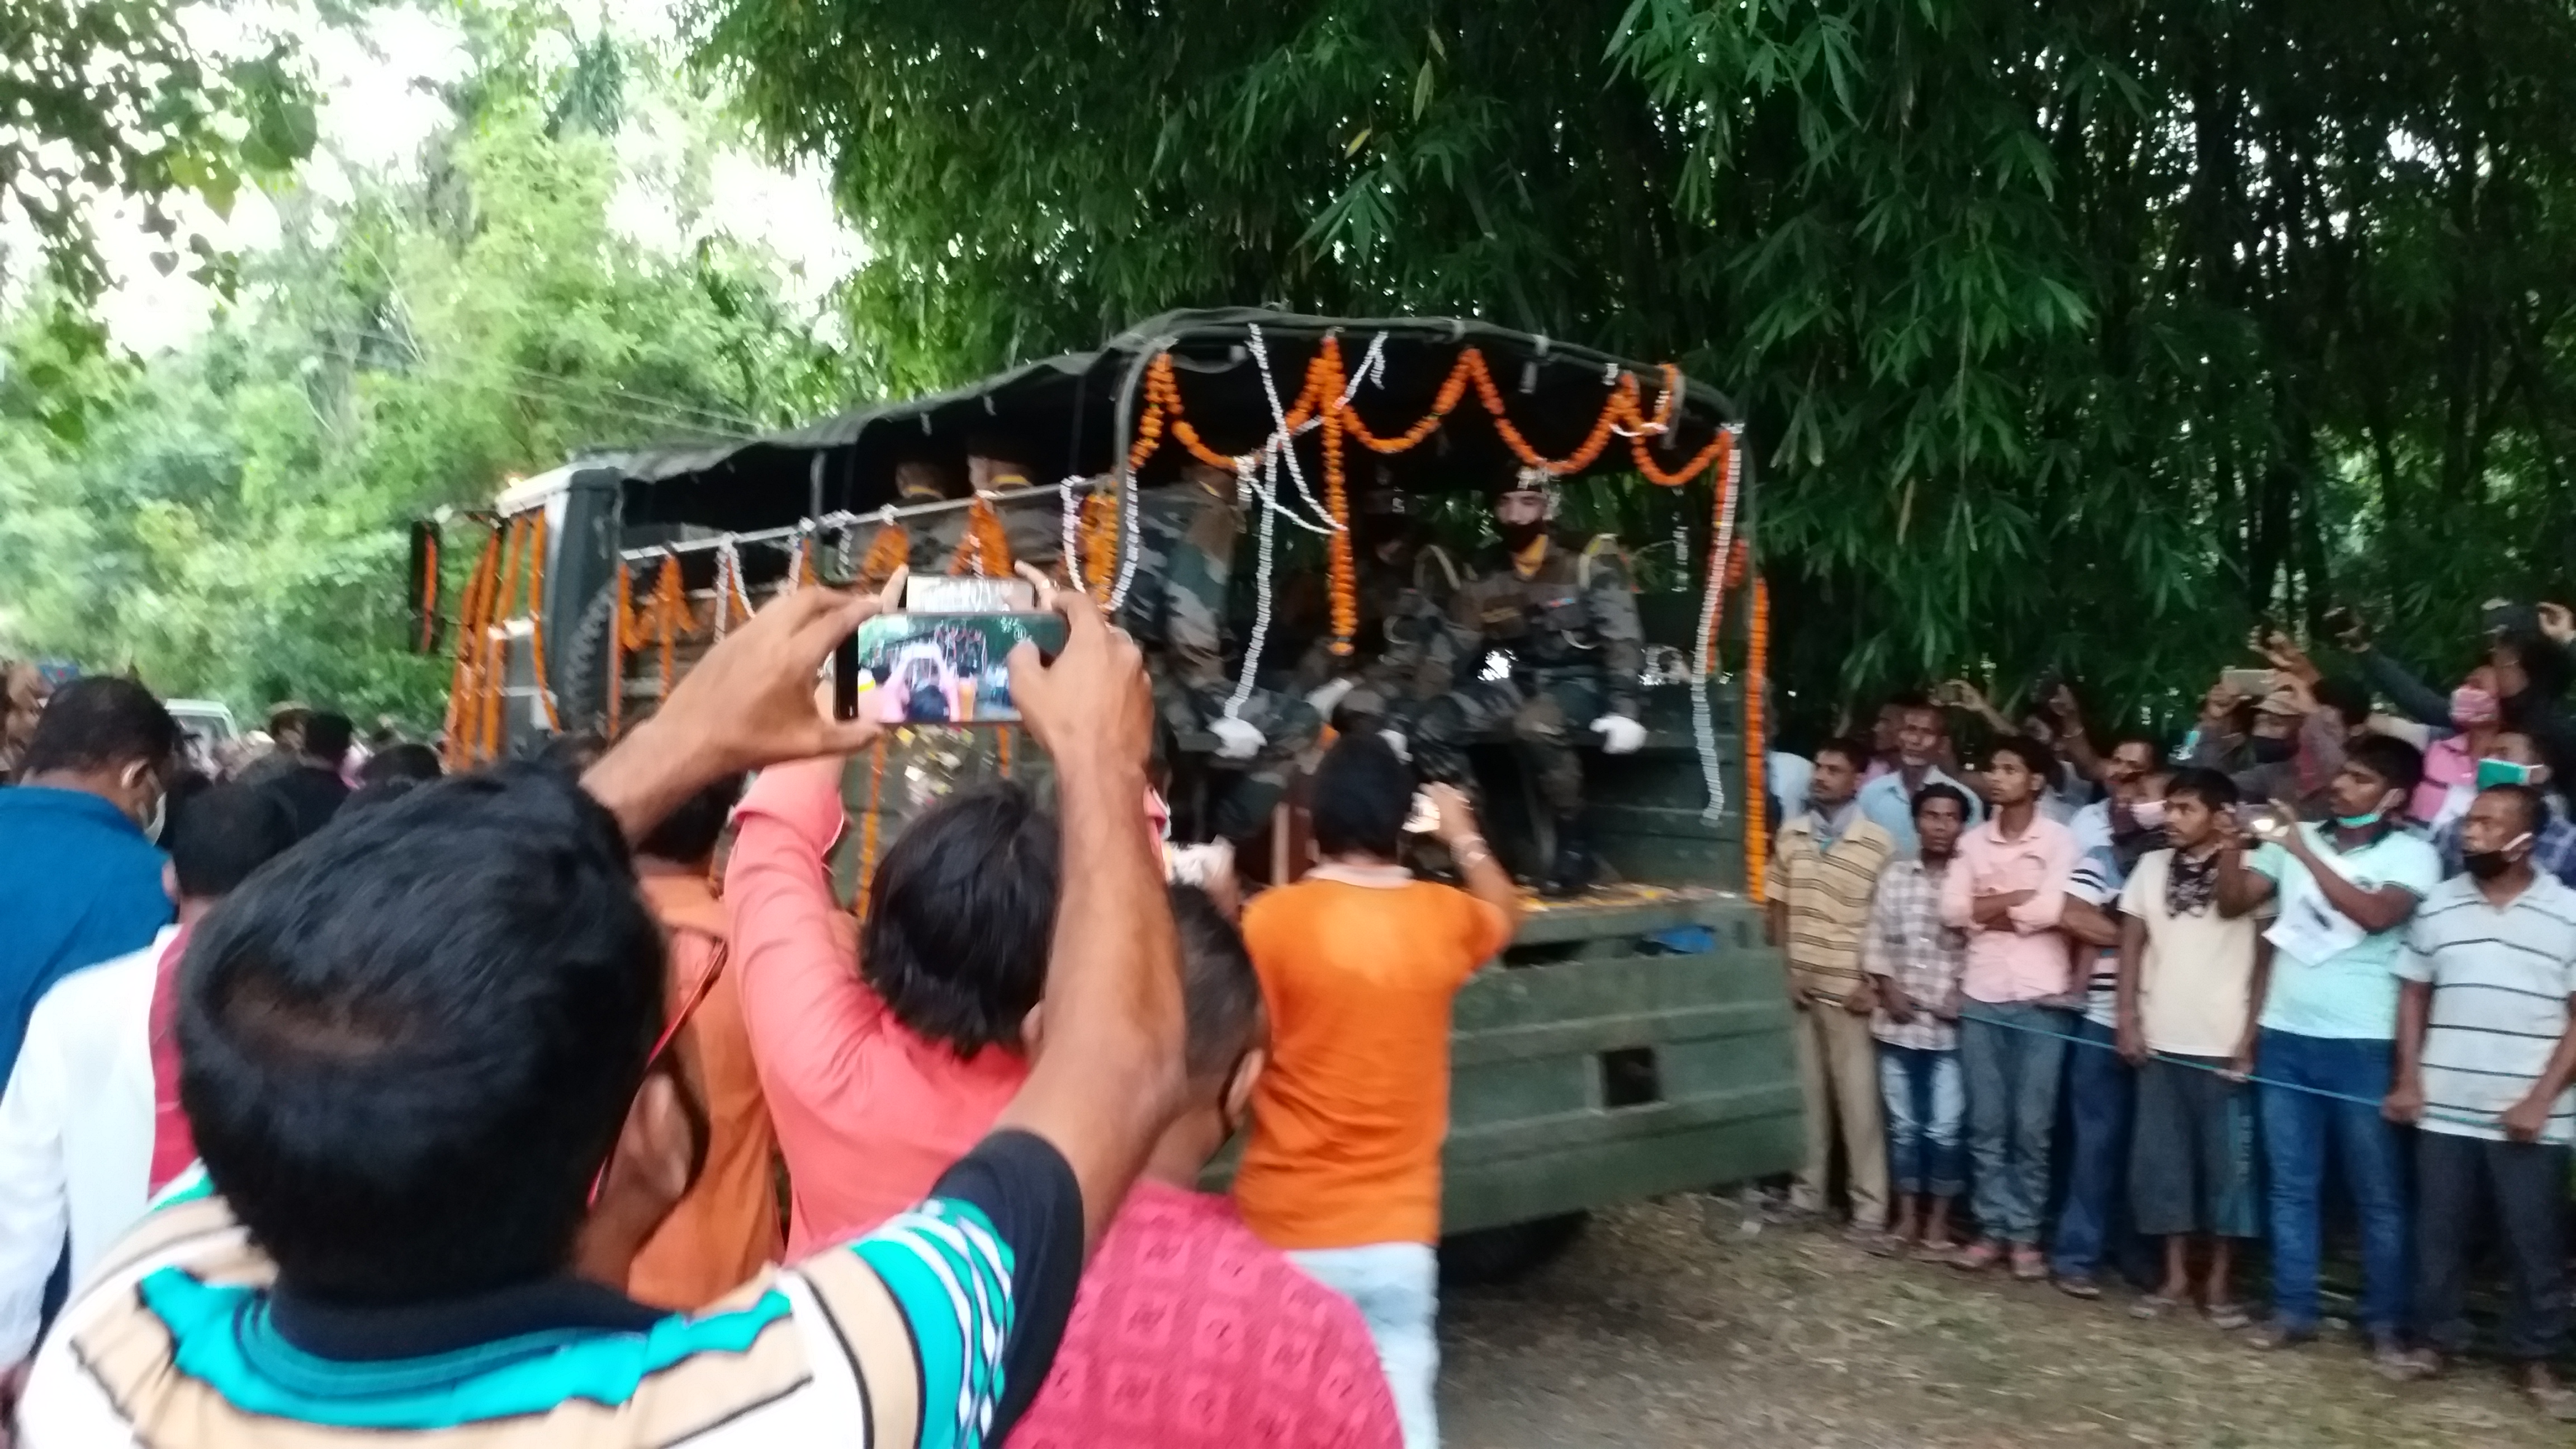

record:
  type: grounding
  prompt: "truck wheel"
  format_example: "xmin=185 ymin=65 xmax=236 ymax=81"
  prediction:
xmin=551 ymin=584 xmax=619 ymax=737
xmin=1438 ymin=1211 xmax=1589 ymax=1287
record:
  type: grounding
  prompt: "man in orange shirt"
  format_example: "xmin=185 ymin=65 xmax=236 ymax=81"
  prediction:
xmin=623 ymin=773 xmax=783 ymax=1310
xmin=1235 ymin=733 xmax=1522 ymax=1449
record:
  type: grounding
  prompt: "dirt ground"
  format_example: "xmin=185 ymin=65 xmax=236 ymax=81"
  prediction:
xmin=1439 ymin=1196 xmax=2561 ymax=1449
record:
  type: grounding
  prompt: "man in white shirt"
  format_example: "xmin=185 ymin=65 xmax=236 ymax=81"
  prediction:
xmin=0 ymin=784 xmax=299 ymax=1365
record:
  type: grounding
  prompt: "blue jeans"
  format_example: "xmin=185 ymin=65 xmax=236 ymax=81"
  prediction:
xmin=2053 ymin=1018 xmax=2137 ymax=1280
xmin=1878 ymin=1044 xmax=1965 ymax=1197
xmin=1291 ymin=1243 xmax=1441 ymax=1449
xmin=2256 ymin=1029 xmax=2409 ymax=1336
xmin=1961 ymin=1002 xmax=2071 ymax=1244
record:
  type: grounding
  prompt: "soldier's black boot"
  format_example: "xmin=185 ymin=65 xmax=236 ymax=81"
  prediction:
xmin=1541 ymin=818 xmax=1598 ymax=898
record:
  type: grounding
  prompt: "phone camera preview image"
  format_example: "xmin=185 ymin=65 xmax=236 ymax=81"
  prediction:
xmin=848 ymin=612 xmax=1068 ymax=726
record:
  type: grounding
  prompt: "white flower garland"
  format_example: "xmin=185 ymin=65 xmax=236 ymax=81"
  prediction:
xmin=1692 ymin=424 xmax=1745 ymax=822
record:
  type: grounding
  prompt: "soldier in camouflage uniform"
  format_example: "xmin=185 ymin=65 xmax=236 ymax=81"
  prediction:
xmin=1122 ymin=462 xmax=1323 ymax=844
xmin=1292 ymin=469 xmax=1469 ymax=748
xmin=967 ymin=444 xmax=1071 ymax=581
xmin=1414 ymin=475 xmax=1647 ymax=895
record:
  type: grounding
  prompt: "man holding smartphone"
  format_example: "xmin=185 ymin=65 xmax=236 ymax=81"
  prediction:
xmin=2217 ymin=736 xmax=2437 ymax=1364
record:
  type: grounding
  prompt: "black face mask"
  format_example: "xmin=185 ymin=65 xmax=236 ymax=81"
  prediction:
xmin=1497 ymin=518 xmax=1547 ymax=552
xmin=2464 ymin=849 xmax=2518 ymax=881
xmin=2250 ymin=736 xmax=2297 ymax=765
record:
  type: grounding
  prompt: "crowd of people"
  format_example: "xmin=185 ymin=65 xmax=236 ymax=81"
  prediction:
xmin=1765 ymin=602 xmax=2576 ymax=1419
xmin=0 ymin=570 xmax=1531 ymax=1449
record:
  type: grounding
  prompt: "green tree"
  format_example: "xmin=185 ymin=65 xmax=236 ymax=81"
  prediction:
xmin=696 ymin=0 xmax=2576 ymax=730
xmin=0 ymin=6 xmax=856 ymax=723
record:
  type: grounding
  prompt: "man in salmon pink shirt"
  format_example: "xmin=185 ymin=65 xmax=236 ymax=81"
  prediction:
xmin=1010 ymin=886 xmax=1400 ymax=1449
xmin=1939 ymin=735 xmax=2080 ymax=1280
xmin=725 ymin=755 xmax=1053 ymax=1251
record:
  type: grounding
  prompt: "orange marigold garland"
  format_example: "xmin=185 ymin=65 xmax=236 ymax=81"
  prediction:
xmin=648 ymin=555 xmax=688 ymax=701
xmin=857 ymin=521 xmax=910 ymax=589
xmin=440 ymin=524 xmax=503 ymax=771
xmin=1077 ymin=491 xmax=1120 ymax=605
xmin=477 ymin=515 xmax=530 ymax=764
xmin=949 ymin=498 xmax=1014 ymax=577
xmin=1314 ymin=340 xmax=1358 ymax=656
xmin=853 ymin=738 xmax=888 ymax=918
xmin=605 ymin=560 xmax=634 ymax=739
xmin=523 ymin=511 xmax=562 ymax=731
xmin=1745 ymin=573 xmax=1772 ymax=898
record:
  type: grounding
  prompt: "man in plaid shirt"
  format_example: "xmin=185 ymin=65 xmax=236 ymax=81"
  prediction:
xmin=2429 ymin=731 xmax=2576 ymax=887
xmin=1863 ymin=783 xmax=1976 ymax=1256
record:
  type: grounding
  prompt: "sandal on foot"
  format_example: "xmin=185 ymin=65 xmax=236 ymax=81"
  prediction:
xmin=1950 ymin=1240 xmax=2004 ymax=1272
xmin=2203 ymin=1301 xmax=2252 ymax=1330
xmin=1912 ymin=1237 xmax=1958 ymax=1263
xmin=2009 ymin=1246 xmax=2048 ymax=1281
xmin=2054 ymin=1275 xmax=2102 ymax=1300
xmin=2130 ymin=1294 xmax=2183 ymax=1320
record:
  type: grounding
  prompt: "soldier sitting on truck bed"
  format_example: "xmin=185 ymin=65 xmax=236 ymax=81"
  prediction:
xmin=1413 ymin=471 xmax=1647 ymax=897
xmin=966 ymin=436 xmax=1072 ymax=581
xmin=1294 ymin=469 xmax=1467 ymax=754
xmin=1123 ymin=462 xmax=1322 ymax=845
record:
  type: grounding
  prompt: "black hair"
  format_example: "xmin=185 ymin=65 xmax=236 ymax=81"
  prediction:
xmin=2313 ymin=676 xmax=2372 ymax=730
xmin=304 ymin=713 xmax=355 ymax=768
xmin=1310 ymin=732 xmax=1414 ymax=859
xmin=1987 ymin=734 xmax=2056 ymax=780
xmin=534 ymin=731 xmax=608 ymax=775
xmin=2484 ymin=782 xmax=2550 ymax=837
xmin=168 ymin=783 xmax=301 ymax=899
xmin=358 ymin=743 xmax=443 ymax=787
xmin=861 ymin=780 xmax=1058 ymax=1058
xmin=18 ymin=676 xmax=178 ymax=779
xmin=1884 ymin=689 xmax=1934 ymax=713
xmin=636 ymin=774 xmax=744 ymax=866
xmin=177 ymin=766 xmax=662 ymax=1304
xmin=2164 ymin=766 xmax=2240 ymax=811
xmin=1169 ymin=885 xmax=1263 ymax=1081
xmin=2110 ymin=730 xmax=2162 ymax=759
xmin=343 ymin=778 xmax=424 ymax=815
xmin=1912 ymin=782 xmax=1973 ymax=822
xmin=2346 ymin=734 xmax=2427 ymax=803
xmin=1813 ymin=737 xmax=1872 ymax=772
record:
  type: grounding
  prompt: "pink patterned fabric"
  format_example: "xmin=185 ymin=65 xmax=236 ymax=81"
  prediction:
xmin=1008 ymin=1179 xmax=1402 ymax=1449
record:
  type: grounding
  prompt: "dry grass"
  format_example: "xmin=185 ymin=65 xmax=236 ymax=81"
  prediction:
xmin=1440 ymin=1197 xmax=2558 ymax=1448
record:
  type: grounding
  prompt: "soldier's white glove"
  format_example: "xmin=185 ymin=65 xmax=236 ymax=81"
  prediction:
xmin=1210 ymin=716 xmax=1267 ymax=761
xmin=1379 ymin=729 xmax=1412 ymax=763
xmin=1305 ymin=677 xmax=1357 ymax=721
xmin=1590 ymin=714 xmax=1647 ymax=755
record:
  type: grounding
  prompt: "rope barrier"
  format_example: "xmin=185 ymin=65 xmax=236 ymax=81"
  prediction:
xmin=1905 ymin=996 xmax=2507 ymax=1134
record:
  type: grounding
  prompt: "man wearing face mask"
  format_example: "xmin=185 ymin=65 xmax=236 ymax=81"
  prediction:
xmin=2217 ymin=736 xmax=2438 ymax=1364
xmin=2430 ymin=730 xmax=2576 ymax=887
xmin=2071 ymin=735 xmax=2166 ymax=866
xmin=2383 ymin=785 xmax=2576 ymax=1417
xmin=0 ymin=677 xmax=178 ymax=1087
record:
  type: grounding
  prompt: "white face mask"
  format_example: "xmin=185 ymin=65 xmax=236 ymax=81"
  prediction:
xmin=141 ymin=788 xmax=166 ymax=844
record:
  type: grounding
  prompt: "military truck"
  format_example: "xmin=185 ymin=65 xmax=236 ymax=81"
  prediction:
xmin=416 ymin=309 xmax=1801 ymax=1274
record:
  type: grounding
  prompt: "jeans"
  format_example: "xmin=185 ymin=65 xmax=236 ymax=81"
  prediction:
xmin=1878 ymin=1045 xmax=1964 ymax=1197
xmin=1960 ymin=1001 xmax=2071 ymax=1244
xmin=2255 ymin=1029 xmax=2409 ymax=1336
xmin=2414 ymin=1131 xmax=2569 ymax=1361
xmin=2052 ymin=1018 xmax=2137 ymax=1279
xmin=1291 ymin=1243 xmax=1441 ymax=1449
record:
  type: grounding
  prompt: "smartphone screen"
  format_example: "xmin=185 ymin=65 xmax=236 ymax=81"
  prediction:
xmin=907 ymin=576 xmax=1036 ymax=613
xmin=2220 ymin=668 xmax=2273 ymax=699
xmin=849 ymin=612 xmax=1069 ymax=725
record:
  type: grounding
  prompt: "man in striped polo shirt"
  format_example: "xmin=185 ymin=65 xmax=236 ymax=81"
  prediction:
xmin=2384 ymin=784 xmax=2576 ymax=1418
xmin=1767 ymin=738 xmax=1898 ymax=1240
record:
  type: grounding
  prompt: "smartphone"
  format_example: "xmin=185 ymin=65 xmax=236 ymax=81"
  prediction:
xmin=907 ymin=576 xmax=1035 ymax=613
xmin=2220 ymin=668 xmax=2274 ymax=700
xmin=2485 ymin=600 xmax=2540 ymax=638
xmin=2243 ymin=805 xmax=2291 ymax=841
xmin=845 ymin=612 xmax=1069 ymax=725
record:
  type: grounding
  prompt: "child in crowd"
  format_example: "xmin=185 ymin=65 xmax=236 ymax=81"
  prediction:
xmin=1863 ymin=784 xmax=1974 ymax=1256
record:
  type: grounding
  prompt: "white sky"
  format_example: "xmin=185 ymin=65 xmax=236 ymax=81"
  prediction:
xmin=88 ymin=0 xmax=861 ymax=352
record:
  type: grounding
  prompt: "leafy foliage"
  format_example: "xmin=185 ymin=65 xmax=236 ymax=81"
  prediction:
xmin=0 ymin=8 xmax=856 ymax=724
xmin=696 ymin=0 xmax=2576 ymax=733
